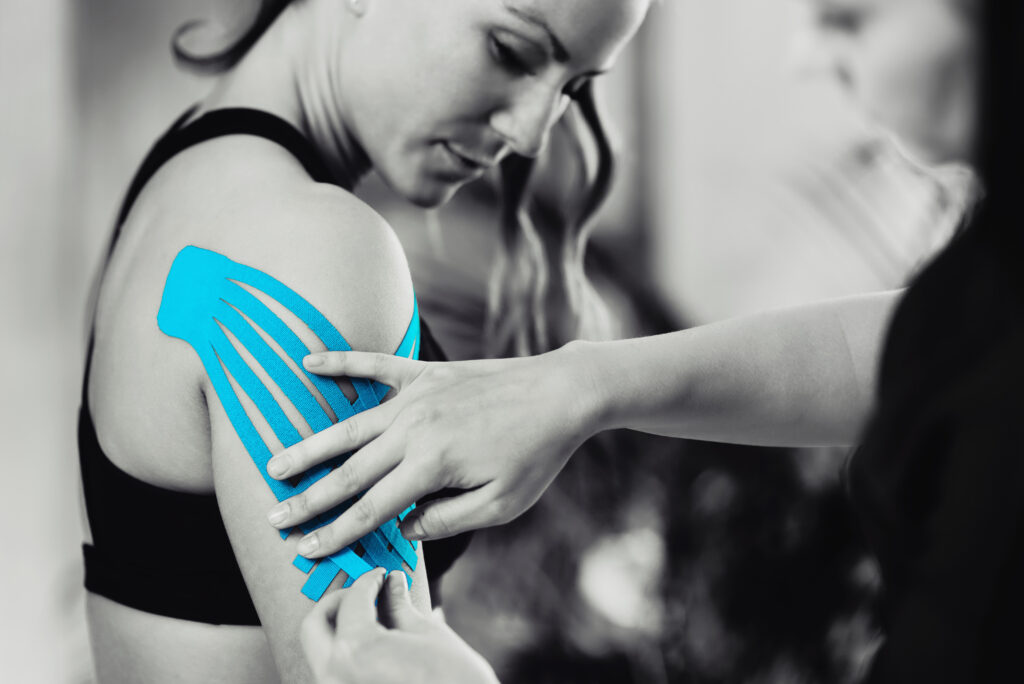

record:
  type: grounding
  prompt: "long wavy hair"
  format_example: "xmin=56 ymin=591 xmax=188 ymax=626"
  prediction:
xmin=174 ymin=0 xmax=618 ymax=359
xmin=485 ymin=87 xmax=616 ymax=357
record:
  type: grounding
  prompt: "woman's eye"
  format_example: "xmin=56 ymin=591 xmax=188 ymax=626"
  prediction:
xmin=489 ymin=33 xmax=539 ymax=76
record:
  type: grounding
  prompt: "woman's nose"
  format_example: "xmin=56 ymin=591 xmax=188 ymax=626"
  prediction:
xmin=490 ymin=82 xmax=569 ymax=159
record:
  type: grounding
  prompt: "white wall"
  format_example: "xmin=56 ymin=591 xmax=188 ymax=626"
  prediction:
xmin=0 ymin=1 xmax=92 ymax=681
xmin=1 ymin=3 xmax=208 ymax=681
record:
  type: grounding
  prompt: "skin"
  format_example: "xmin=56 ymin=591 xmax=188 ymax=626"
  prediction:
xmin=277 ymin=2 xmax=979 ymax=678
xmin=274 ymin=291 xmax=901 ymax=548
xmin=301 ymin=570 xmax=499 ymax=684
xmin=327 ymin=0 xmax=647 ymax=206
xmin=85 ymin=0 xmax=646 ymax=682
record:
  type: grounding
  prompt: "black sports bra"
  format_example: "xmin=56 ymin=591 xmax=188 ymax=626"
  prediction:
xmin=79 ymin=107 xmax=469 ymax=625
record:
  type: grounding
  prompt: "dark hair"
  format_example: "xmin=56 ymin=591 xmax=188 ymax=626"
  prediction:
xmin=952 ymin=0 xmax=1024 ymax=277
xmin=172 ymin=0 xmax=294 ymax=74
xmin=975 ymin=0 xmax=1024 ymax=210
xmin=173 ymin=1 xmax=619 ymax=357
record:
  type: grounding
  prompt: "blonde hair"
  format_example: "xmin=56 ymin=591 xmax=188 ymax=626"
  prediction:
xmin=486 ymin=82 xmax=617 ymax=358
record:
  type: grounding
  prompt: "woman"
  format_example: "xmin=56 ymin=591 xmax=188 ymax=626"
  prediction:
xmin=281 ymin=0 xmax=1021 ymax=680
xmin=79 ymin=0 xmax=650 ymax=682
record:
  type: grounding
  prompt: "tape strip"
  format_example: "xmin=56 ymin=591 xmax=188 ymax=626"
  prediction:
xmin=378 ymin=518 xmax=419 ymax=568
xmin=158 ymin=245 xmax=420 ymax=602
xmin=293 ymin=555 xmax=316 ymax=574
xmin=301 ymin=559 xmax=343 ymax=601
xmin=326 ymin=547 xmax=375 ymax=583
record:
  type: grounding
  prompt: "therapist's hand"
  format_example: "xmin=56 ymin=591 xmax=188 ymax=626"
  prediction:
xmin=265 ymin=342 xmax=602 ymax=558
xmin=301 ymin=569 xmax=499 ymax=684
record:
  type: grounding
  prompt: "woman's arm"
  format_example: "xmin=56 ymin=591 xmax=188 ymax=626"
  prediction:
xmin=264 ymin=288 xmax=901 ymax=557
xmin=175 ymin=187 xmax=430 ymax=682
xmin=587 ymin=289 xmax=902 ymax=446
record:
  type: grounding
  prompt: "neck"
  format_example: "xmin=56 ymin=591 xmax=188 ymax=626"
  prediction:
xmin=198 ymin=4 xmax=371 ymax=189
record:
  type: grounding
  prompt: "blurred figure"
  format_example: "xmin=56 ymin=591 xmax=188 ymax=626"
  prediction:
xmin=795 ymin=0 xmax=977 ymax=167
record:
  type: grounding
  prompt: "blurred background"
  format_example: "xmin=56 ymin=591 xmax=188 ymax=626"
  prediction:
xmin=1 ymin=1 xmax=970 ymax=682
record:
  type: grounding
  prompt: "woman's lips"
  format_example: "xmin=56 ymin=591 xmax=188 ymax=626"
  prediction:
xmin=440 ymin=142 xmax=492 ymax=173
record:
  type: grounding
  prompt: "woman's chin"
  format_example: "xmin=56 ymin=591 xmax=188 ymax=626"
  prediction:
xmin=395 ymin=177 xmax=465 ymax=209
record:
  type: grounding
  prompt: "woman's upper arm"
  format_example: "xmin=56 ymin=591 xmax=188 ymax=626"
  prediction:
xmin=164 ymin=190 xmax=429 ymax=681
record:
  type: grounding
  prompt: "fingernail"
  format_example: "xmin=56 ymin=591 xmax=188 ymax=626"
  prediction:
xmin=267 ymin=502 xmax=289 ymax=526
xmin=303 ymin=354 xmax=325 ymax=369
xmin=371 ymin=568 xmax=388 ymax=589
xmin=297 ymin=533 xmax=319 ymax=556
xmin=388 ymin=570 xmax=409 ymax=588
xmin=267 ymin=454 xmax=289 ymax=478
xmin=402 ymin=520 xmax=424 ymax=541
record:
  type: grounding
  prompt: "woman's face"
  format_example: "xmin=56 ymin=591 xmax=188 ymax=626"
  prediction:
xmin=802 ymin=0 xmax=978 ymax=165
xmin=328 ymin=0 xmax=649 ymax=207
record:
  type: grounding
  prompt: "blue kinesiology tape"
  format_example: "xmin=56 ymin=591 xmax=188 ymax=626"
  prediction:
xmin=157 ymin=245 xmax=419 ymax=601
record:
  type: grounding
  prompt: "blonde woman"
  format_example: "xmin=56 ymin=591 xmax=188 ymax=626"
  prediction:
xmin=78 ymin=1 xmax=649 ymax=682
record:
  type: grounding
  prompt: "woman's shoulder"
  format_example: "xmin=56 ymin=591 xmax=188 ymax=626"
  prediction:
xmin=146 ymin=135 xmax=416 ymax=352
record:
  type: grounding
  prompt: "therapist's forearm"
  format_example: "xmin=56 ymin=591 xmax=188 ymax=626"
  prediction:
xmin=572 ymin=290 xmax=903 ymax=447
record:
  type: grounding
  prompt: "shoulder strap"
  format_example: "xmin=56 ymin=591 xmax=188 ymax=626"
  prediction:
xmin=85 ymin=107 xmax=337 ymax=396
xmin=112 ymin=107 xmax=334 ymax=249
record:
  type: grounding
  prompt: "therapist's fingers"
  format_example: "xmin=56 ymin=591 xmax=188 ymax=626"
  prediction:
xmin=304 ymin=351 xmax=425 ymax=390
xmin=399 ymin=484 xmax=511 ymax=541
xmin=267 ymin=401 xmax=398 ymax=481
xmin=334 ymin=568 xmax=388 ymax=639
xmin=377 ymin=571 xmax=427 ymax=631
xmin=298 ymin=462 xmax=436 ymax=558
xmin=300 ymin=588 xmax=345 ymax=663
xmin=270 ymin=433 xmax=404 ymax=530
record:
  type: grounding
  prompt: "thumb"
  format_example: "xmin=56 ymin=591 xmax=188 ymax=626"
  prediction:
xmin=400 ymin=486 xmax=508 ymax=541
xmin=378 ymin=571 xmax=425 ymax=631
xmin=301 ymin=589 xmax=345 ymax=670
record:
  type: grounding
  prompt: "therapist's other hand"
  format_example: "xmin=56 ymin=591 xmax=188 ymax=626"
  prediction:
xmin=266 ymin=342 xmax=600 ymax=557
xmin=301 ymin=569 xmax=499 ymax=684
